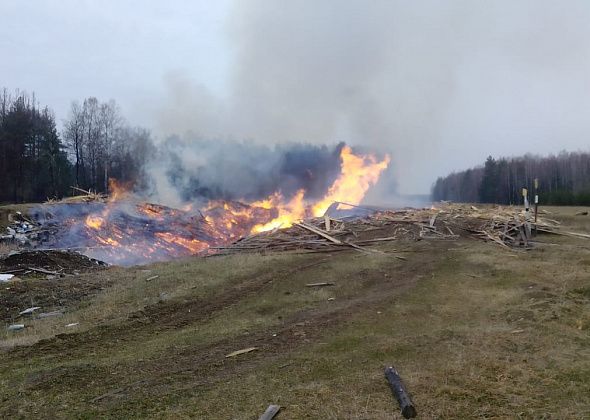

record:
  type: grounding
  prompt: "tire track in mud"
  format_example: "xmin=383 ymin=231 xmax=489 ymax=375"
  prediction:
xmin=10 ymin=241 xmax=446 ymax=410
xmin=83 ymin=247 xmax=442 ymax=406
xmin=9 ymin=254 xmax=331 ymax=357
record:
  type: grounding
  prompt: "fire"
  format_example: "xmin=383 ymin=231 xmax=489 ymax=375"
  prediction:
xmin=312 ymin=146 xmax=390 ymax=217
xmin=85 ymin=215 xmax=104 ymax=230
xmin=68 ymin=145 xmax=390 ymax=265
xmin=155 ymin=232 xmax=209 ymax=254
xmin=108 ymin=178 xmax=132 ymax=201
xmin=251 ymin=189 xmax=306 ymax=233
xmin=251 ymin=146 xmax=390 ymax=232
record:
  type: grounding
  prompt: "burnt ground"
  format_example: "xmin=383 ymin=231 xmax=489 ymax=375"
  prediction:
xmin=0 ymin=250 xmax=108 ymax=323
xmin=0 ymin=206 xmax=589 ymax=418
xmin=0 ymin=274 xmax=111 ymax=324
xmin=0 ymin=249 xmax=107 ymax=275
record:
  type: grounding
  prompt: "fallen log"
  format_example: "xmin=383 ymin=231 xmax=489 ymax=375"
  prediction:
xmin=384 ymin=366 xmax=417 ymax=419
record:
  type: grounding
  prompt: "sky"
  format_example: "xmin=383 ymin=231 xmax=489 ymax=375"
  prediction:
xmin=2 ymin=0 xmax=590 ymax=194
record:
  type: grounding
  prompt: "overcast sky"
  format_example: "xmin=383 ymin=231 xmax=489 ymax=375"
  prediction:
xmin=2 ymin=1 xmax=590 ymax=194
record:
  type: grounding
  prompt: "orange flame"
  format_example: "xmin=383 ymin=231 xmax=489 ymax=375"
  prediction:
xmin=155 ymin=232 xmax=208 ymax=254
xmin=85 ymin=215 xmax=104 ymax=230
xmin=251 ymin=189 xmax=306 ymax=233
xmin=249 ymin=146 xmax=390 ymax=232
xmin=312 ymin=146 xmax=390 ymax=217
xmin=108 ymin=178 xmax=132 ymax=202
xmin=76 ymin=146 xmax=389 ymax=264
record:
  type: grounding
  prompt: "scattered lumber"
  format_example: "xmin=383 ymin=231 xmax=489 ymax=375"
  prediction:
xmin=258 ymin=405 xmax=281 ymax=420
xmin=225 ymin=347 xmax=257 ymax=358
xmin=19 ymin=306 xmax=41 ymax=316
xmin=294 ymin=222 xmax=342 ymax=244
xmin=37 ymin=311 xmax=64 ymax=319
xmin=384 ymin=366 xmax=417 ymax=419
xmin=214 ymin=203 xmax=580 ymax=256
xmin=575 ymin=211 xmax=588 ymax=216
xmin=305 ymin=282 xmax=335 ymax=287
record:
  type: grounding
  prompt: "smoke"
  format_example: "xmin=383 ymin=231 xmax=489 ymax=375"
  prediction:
xmin=151 ymin=0 xmax=590 ymax=195
xmin=145 ymin=137 xmax=347 ymax=207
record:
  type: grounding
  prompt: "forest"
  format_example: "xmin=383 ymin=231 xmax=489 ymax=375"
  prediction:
xmin=432 ymin=153 xmax=590 ymax=205
xmin=2 ymin=88 xmax=590 ymax=206
xmin=0 ymin=89 xmax=154 ymax=203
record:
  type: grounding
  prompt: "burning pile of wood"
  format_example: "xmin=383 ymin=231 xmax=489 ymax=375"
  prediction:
xmin=2 ymin=200 xmax=588 ymax=265
xmin=212 ymin=203 xmax=586 ymax=255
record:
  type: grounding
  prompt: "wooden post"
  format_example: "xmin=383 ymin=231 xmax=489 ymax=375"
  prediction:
xmin=522 ymin=188 xmax=532 ymax=243
xmin=534 ymin=178 xmax=539 ymax=226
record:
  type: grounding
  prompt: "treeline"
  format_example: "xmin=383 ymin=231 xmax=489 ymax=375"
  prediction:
xmin=432 ymin=153 xmax=590 ymax=205
xmin=63 ymin=98 xmax=154 ymax=193
xmin=0 ymin=89 xmax=154 ymax=203
xmin=0 ymin=90 xmax=71 ymax=202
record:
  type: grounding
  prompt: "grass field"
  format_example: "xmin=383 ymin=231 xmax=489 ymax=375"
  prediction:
xmin=0 ymin=206 xmax=589 ymax=418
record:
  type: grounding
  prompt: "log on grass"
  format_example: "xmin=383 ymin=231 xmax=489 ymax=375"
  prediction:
xmin=258 ymin=404 xmax=281 ymax=420
xmin=384 ymin=366 xmax=417 ymax=419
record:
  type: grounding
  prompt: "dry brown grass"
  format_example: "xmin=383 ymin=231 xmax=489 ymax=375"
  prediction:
xmin=0 ymin=206 xmax=588 ymax=418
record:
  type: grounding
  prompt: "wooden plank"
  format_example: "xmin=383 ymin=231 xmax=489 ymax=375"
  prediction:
xmin=345 ymin=241 xmax=384 ymax=254
xmin=225 ymin=347 xmax=257 ymax=358
xmin=429 ymin=213 xmax=437 ymax=228
xmin=305 ymin=282 xmax=335 ymax=287
xmin=324 ymin=215 xmax=331 ymax=232
xmin=27 ymin=267 xmax=59 ymax=275
xmin=295 ymin=222 xmax=342 ymax=244
xmin=258 ymin=404 xmax=281 ymax=420
xmin=355 ymin=236 xmax=398 ymax=243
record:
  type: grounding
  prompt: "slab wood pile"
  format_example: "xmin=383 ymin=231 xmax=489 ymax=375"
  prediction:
xmin=212 ymin=203 xmax=576 ymax=255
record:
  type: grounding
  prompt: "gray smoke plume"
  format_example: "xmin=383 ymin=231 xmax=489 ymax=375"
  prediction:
xmin=151 ymin=0 xmax=590 ymax=196
xmin=145 ymin=137 xmax=351 ymax=207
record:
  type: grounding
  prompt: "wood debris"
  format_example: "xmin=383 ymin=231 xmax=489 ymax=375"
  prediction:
xmin=19 ymin=306 xmax=41 ymax=316
xmin=7 ymin=324 xmax=25 ymax=332
xmin=46 ymin=187 xmax=107 ymax=204
xmin=225 ymin=347 xmax=257 ymax=358
xmin=212 ymin=203 xmax=584 ymax=256
xmin=259 ymin=405 xmax=281 ymax=420
xmin=384 ymin=366 xmax=417 ymax=419
xmin=305 ymin=282 xmax=335 ymax=287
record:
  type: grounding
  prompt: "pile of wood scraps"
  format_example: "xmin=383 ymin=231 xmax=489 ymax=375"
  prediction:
xmin=212 ymin=203 xmax=588 ymax=256
xmin=211 ymin=208 xmax=447 ymax=256
xmin=45 ymin=187 xmax=107 ymax=204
